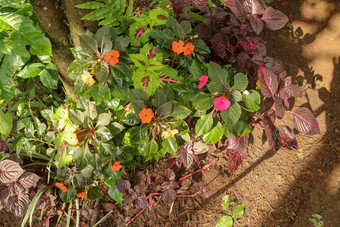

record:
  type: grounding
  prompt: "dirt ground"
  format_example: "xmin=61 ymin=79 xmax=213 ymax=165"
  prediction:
xmin=1 ymin=0 xmax=340 ymax=226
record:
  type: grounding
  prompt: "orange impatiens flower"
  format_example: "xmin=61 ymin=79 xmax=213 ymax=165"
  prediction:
xmin=172 ymin=40 xmax=185 ymax=55
xmin=56 ymin=182 xmax=68 ymax=193
xmin=81 ymin=71 xmax=96 ymax=86
xmin=183 ymin=43 xmax=195 ymax=56
xmin=104 ymin=50 xmax=120 ymax=66
xmin=76 ymin=192 xmax=88 ymax=198
xmin=110 ymin=161 xmax=123 ymax=172
xmin=138 ymin=108 xmax=154 ymax=124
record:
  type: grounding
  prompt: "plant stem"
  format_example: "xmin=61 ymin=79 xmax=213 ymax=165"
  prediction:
xmin=66 ymin=201 xmax=72 ymax=227
xmin=75 ymin=199 xmax=80 ymax=227
xmin=179 ymin=159 xmax=216 ymax=181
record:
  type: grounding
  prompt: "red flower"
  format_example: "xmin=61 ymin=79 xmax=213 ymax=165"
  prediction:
xmin=104 ymin=50 xmax=120 ymax=66
xmin=183 ymin=43 xmax=195 ymax=55
xmin=214 ymin=97 xmax=231 ymax=111
xmin=172 ymin=40 xmax=185 ymax=55
xmin=110 ymin=161 xmax=123 ymax=171
xmin=138 ymin=108 xmax=154 ymax=124
xmin=76 ymin=192 xmax=88 ymax=198
xmin=198 ymin=75 xmax=208 ymax=89
xmin=56 ymin=182 xmax=68 ymax=193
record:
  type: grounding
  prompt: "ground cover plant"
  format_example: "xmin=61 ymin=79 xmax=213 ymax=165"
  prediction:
xmin=0 ymin=0 xmax=320 ymax=226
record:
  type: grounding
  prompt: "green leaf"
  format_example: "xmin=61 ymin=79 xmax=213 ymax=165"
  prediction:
xmin=60 ymin=186 xmax=76 ymax=203
xmin=168 ymin=105 xmax=191 ymax=120
xmin=192 ymin=92 xmax=213 ymax=111
xmin=113 ymin=36 xmax=130 ymax=52
xmin=108 ymin=185 xmax=123 ymax=204
xmin=79 ymin=34 xmax=99 ymax=54
xmin=195 ymin=112 xmax=213 ymax=137
xmin=80 ymin=164 xmax=94 ymax=178
xmin=74 ymin=145 xmax=92 ymax=170
xmin=68 ymin=109 xmax=84 ymax=126
xmin=96 ymin=126 xmax=113 ymax=142
xmin=0 ymin=54 xmax=26 ymax=101
xmin=0 ymin=110 xmax=12 ymax=139
xmin=40 ymin=68 xmax=58 ymax=91
xmin=87 ymin=186 xmax=103 ymax=200
xmin=0 ymin=14 xmax=52 ymax=56
xmin=233 ymin=120 xmax=251 ymax=136
xmin=17 ymin=63 xmax=45 ymax=78
xmin=158 ymin=101 xmax=172 ymax=117
xmin=222 ymin=194 xmax=233 ymax=211
xmin=97 ymin=113 xmax=111 ymax=127
xmin=166 ymin=17 xmax=185 ymax=39
xmin=91 ymin=82 xmax=108 ymax=103
xmin=244 ymin=90 xmax=261 ymax=111
xmin=230 ymin=90 xmax=242 ymax=102
xmin=233 ymin=203 xmax=245 ymax=218
xmin=208 ymin=62 xmax=229 ymax=88
xmin=216 ymin=215 xmax=233 ymax=227
xmin=121 ymin=112 xmax=140 ymax=126
xmin=232 ymin=73 xmax=248 ymax=91
xmin=203 ymin=122 xmax=223 ymax=144
xmin=220 ymin=103 xmax=241 ymax=126
xmin=152 ymin=86 xmax=175 ymax=107
xmin=162 ymin=137 xmax=177 ymax=154
xmin=190 ymin=60 xmax=203 ymax=80
xmin=207 ymin=82 xmax=224 ymax=94
xmin=142 ymin=138 xmax=158 ymax=161
xmin=193 ymin=39 xmax=211 ymax=55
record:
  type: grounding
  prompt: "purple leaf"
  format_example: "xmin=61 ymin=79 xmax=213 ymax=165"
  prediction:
xmin=227 ymin=134 xmax=249 ymax=153
xmin=193 ymin=141 xmax=209 ymax=154
xmin=274 ymin=96 xmax=286 ymax=119
xmin=278 ymin=125 xmax=298 ymax=149
xmin=116 ymin=179 xmax=131 ymax=194
xmin=197 ymin=23 xmax=213 ymax=41
xmin=261 ymin=8 xmax=289 ymax=31
xmin=248 ymin=14 xmax=264 ymax=34
xmin=0 ymin=160 xmax=24 ymax=184
xmin=264 ymin=57 xmax=284 ymax=74
xmin=263 ymin=117 xmax=280 ymax=150
xmin=135 ymin=196 xmax=148 ymax=209
xmin=237 ymin=51 xmax=251 ymax=73
xmin=166 ymin=168 xmax=176 ymax=181
xmin=210 ymin=32 xmax=232 ymax=59
xmin=243 ymin=0 xmax=265 ymax=14
xmin=279 ymin=71 xmax=287 ymax=81
xmin=279 ymin=84 xmax=303 ymax=100
xmin=227 ymin=150 xmax=243 ymax=174
xmin=6 ymin=194 xmax=30 ymax=217
xmin=258 ymin=64 xmax=279 ymax=98
xmin=239 ymin=36 xmax=261 ymax=53
xmin=170 ymin=0 xmax=190 ymax=15
xmin=17 ymin=172 xmax=40 ymax=189
xmin=292 ymin=107 xmax=320 ymax=135
xmin=191 ymin=0 xmax=209 ymax=12
xmin=162 ymin=188 xmax=177 ymax=205
xmin=226 ymin=0 xmax=246 ymax=21
xmin=177 ymin=145 xmax=194 ymax=169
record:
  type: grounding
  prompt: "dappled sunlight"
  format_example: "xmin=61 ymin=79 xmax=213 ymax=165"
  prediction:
xmin=325 ymin=164 xmax=340 ymax=196
xmin=291 ymin=21 xmax=318 ymax=35
xmin=300 ymin=0 xmax=335 ymax=21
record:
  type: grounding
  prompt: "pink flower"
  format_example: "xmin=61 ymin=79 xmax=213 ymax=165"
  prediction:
xmin=198 ymin=75 xmax=208 ymax=89
xmin=214 ymin=97 xmax=231 ymax=111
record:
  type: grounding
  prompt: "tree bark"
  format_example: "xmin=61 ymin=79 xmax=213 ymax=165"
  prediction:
xmin=30 ymin=0 xmax=75 ymax=99
xmin=62 ymin=0 xmax=99 ymax=47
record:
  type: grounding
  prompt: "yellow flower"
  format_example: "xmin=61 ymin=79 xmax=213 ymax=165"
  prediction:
xmin=256 ymin=80 xmax=260 ymax=90
xmin=81 ymin=71 xmax=96 ymax=86
xmin=161 ymin=128 xmax=178 ymax=139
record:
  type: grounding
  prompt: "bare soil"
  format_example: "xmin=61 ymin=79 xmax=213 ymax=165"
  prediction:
xmin=1 ymin=0 xmax=340 ymax=226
